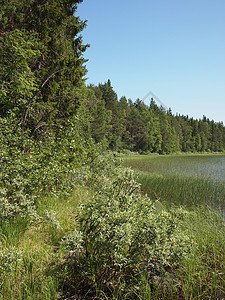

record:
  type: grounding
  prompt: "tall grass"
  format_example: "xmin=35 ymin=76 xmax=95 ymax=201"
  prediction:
xmin=0 ymin=186 xmax=89 ymax=299
xmin=122 ymin=153 xmax=225 ymax=299
xmin=0 ymin=154 xmax=224 ymax=299
xmin=177 ymin=207 xmax=225 ymax=299
xmin=123 ymin=153 xmax=225 ymax=209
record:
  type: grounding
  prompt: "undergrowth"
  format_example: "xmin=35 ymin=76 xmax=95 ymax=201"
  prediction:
xmin=0 ymin=124 xmax=224 ymax=299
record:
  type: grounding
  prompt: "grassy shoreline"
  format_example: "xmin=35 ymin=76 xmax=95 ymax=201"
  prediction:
xmin=1 ymin=188 xmax=224 ymax=299
xmin=122 ymin=153 xmax=225 ymax=209
xmin=122 ymin=153 xmax=225 ymax=298
xmin=0 ymin=153 xmax=224 ymax=299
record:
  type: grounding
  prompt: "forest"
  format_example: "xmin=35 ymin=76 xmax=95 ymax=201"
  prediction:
xmin=0 ymin=0 xmax=225 ymax=299
xmin=85 ymin=80 xmax=225 ymax=154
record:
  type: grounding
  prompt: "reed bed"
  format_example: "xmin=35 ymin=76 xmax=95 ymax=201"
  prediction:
xmin=122 ymin=153 xmax=225 ymax=299
xmin=123 ymin=153 xmax=225 ymax=209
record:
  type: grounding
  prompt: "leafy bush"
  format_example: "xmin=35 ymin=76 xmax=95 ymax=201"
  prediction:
xmin=0 ymin=115 xmax=87 ymax=221
xmin=60 ymin=229 xmax=83 ymax=252
xmin=0 ymin=117 xmax=38 ymax=221
xmin=0 ymin=248 xmax=22 ymax=274
xmin=0 ymin=188 xmax=37 ymax=221
xmin=62 ymin=153 xmax=193 ymax=289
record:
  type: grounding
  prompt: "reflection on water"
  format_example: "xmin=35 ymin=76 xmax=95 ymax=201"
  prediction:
xmin=146 ymin=155 xmax=225 ymax=209
xmin=125 ymin=154 xmax=225 ymax=210
xmin=153 ymin=156 xmax=225 ymax=184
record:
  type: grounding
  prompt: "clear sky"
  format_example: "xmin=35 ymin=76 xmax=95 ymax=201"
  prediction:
xmin=78 ymin=0 xmax=225 ymax=124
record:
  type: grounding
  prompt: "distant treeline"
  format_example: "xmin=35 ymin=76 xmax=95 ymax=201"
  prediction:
xmin=84 ymin=80 xmax=225 ymax=154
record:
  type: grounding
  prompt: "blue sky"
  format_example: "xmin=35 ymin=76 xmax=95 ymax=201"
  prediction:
xmin=78 ymin=0 xmax=225 ymax=123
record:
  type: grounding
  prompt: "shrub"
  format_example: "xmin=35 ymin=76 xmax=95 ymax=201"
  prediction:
xmin=62 ymin=154 xmax=193 ymax=289
xmin=0 ymin=248 xmax=22 ymax=274
xmin=0 ymin=116 xmax=87 ymax=221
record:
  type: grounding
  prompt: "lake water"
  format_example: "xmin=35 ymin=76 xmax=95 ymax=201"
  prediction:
xmin=123 ymin=154 xmax=225 ymax=209
xmin=151 ymin=156 xmax=225 ymax=184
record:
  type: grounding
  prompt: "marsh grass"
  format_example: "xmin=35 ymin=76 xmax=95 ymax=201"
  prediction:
xmin=0 ymin=217 xmax=30 ymax=248
xmin=123 ymin=153 xmax=225 ymax=209
xmin=139 ymin=172 xmax=224 ymax=209
xmin=177 ymin=207 xmax=225 ymax=299
xmin=122 ymin=153 xmax=225 ymax=299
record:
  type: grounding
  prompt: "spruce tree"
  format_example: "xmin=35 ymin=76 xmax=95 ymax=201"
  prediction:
xmin=0 ymin=0 xmax=88 ymax=138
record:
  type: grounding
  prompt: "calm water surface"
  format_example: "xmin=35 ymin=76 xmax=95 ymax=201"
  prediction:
xmin=145 ymin=155 xmax=225 ymax=209
xmin=157 ymin=156 xmax=225 ymax=184
xmin=124 ymin=155 xmax=225 ymax=208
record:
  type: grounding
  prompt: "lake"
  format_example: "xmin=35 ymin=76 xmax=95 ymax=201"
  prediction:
xmin=123 ymin=154 xmax=225 ymax=209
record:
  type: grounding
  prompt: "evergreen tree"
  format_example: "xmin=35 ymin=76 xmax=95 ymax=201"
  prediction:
xmin=0 ymin=0 xmax=88 ymax=138
xmin=86 ymin=85 xmax=112 ymax=143
xmin=159 ymin=109 xmax=175 ymax=154
xmin=118 ymin=96 xmax=133 ymax=149
xmin=99 ymin=80 xmax=126 ymax=150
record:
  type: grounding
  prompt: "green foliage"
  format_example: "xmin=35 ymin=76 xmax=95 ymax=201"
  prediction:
xmin=0 ymin=117 xmax=37 ymax=221
xmin=85 ymin=85 xmax=112 ymax=144
xmin=0 ymin=0 xmax=224 ymax=297
xmin=60 ymin=229 xmax=83 ymax=252
xmin=0 ymin=112 xmax=87 ymax=222
xmin=0 ymin=0 xmax=88 ymax=138
xmin=0 ymin=29 xmax=41 ymax=124
xmin=62 ymin=153 xmax=192 ymax=290
xmin=84 ymin=82 xmax=225 ymax=154
xmin=0 ymin=248 xmax=22 ymax=274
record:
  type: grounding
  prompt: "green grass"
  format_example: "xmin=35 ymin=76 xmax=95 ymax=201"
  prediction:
xmin=121 ymin=153 xmax=225 ymax=299
xmin=122 ymin=153 xmax=225 ymax=209
xmin=0 ymin=154 xmax=224 ymax=299
xmin=175 ymin=207 xmax=225 ymax=299
xmin=0 ymin=186 xmax=89 ymax=300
